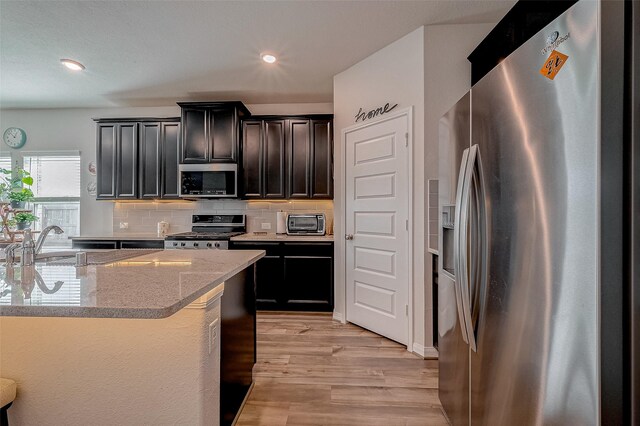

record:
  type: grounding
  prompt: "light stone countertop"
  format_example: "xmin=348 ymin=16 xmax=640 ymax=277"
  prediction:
xmin=0 ymin=249 xmax=264 ymax=319
xmin=231 ymin=233 xmax=334 ymax=243
xmin=69 ymin=234 xmax=165 ymax=241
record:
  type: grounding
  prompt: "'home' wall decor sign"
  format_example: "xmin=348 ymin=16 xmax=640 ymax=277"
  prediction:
xmin=354 ymin=102 xmax=398 ymax=123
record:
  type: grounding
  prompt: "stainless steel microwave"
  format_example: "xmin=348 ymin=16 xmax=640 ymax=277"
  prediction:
xmin=287 ymin=213 xmax=326 ymax=235
xmin=179 ymin=164 xmax=237 ymax=198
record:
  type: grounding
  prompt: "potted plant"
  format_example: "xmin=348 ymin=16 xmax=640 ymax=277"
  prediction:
xmin=8 ymin=188 xmax=34 ymax=209
xmin=1 ymin=168 xmax=34 ymax=208
xmin=0 ymin=168 xmax=11 ymax=203
xmin=10 ymin=212 xmax=38 ymax=230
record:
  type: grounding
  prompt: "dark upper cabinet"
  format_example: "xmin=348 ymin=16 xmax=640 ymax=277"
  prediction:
xmin=242 ymin=119 xmax=286 ymax=199
xmin=310 ymin=120 xmax=333 ymax=199
xmin=161 ymin=122 xmax=180 ymax=198
xmin=264 ymin=120 xmax=286 ymax=198
xmin=95 ymin=118 xmax=180 ymax=200
xmin=181 ymin=108 xmax=208 ymax=162
xmin=241 ymin=115 xmax=332 ymax=200
xmin=211 ymin=108 xmax=237 ymax=161
xmin=242 ymin=121 xmax=263 ymax=198
xmin=288 ymin=119 xmax=311 ymax=198
xmin=96 ymin=124 xmax=117 ymax=199
xmin=178 ymin=102 xmax=250 ymax=164
xmin=139 ymin=122 xmax=161 ymax=199
xmin=116 ymin=123 xmax=138 ymax=199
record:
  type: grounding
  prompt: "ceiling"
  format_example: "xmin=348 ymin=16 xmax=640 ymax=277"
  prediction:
xmin=0 ymin=0 xmax=514 ymax=109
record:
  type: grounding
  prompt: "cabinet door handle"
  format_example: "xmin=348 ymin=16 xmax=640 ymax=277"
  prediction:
xmin=345 ymin=234 xmax=354 ymax=240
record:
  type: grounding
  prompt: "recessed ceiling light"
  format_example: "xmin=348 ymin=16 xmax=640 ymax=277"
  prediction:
xmin=261 ymin=54 xmax=277 ymax=64
xmin=60 ymin=59 xmax=85 ymax=71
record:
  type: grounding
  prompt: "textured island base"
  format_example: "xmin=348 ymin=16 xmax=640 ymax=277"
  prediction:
xmin=0 ymin=285 xmax=223 ymax=426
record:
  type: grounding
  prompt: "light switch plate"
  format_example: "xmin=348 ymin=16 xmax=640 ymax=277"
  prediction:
xmin=119 ymin=222 xmax=129 ymax=229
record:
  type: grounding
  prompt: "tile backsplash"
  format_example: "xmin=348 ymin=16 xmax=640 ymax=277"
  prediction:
xmin=112 ymin=200 xmax=334 ymax=235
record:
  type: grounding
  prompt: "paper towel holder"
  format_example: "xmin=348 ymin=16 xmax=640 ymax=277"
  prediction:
xmin=276 ymin=210 xmax=288 ymax=234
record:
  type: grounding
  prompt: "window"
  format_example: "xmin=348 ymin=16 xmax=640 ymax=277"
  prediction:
xmin=0 ymin=155 xmax=11 ymax=172
xmin=22 ymin=154 xmax=81 ymax=248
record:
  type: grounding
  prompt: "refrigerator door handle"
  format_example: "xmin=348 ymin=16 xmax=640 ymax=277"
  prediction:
xmin=453 ymin=148 xmax=471 ymax=345
xmin=459 ymin=145 xmax=476 ymax=351
xmin=461 ymin=144 xmax=487 ymax=353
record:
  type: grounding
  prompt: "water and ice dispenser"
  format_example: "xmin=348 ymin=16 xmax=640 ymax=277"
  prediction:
xmin=441 ymin=205 xmax=455 ymax=276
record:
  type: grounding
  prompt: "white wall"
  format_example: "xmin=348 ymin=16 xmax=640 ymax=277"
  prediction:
xmin=0 ymin=103 xmax=332 ymax=236
xmin=422 ymin=23 xmax=494 ymax=354
xmin=333 ymin=27 xmax=426 ymax=352
xmin=333 ymin=23 xmax=495 ymax=357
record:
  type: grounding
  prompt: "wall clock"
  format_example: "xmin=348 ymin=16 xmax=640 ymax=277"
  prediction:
xmin=3 ymin=127 xmax=27 ymax=149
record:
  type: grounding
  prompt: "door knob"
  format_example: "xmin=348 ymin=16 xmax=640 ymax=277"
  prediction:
xmin=345 ymin=234 xmax=354 ymax=240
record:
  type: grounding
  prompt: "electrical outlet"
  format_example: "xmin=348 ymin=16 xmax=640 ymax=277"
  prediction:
xmin=261 ymin=222 xmax=272 ymax=230
xmin=119 ymin=222 xmax=129 ymax=229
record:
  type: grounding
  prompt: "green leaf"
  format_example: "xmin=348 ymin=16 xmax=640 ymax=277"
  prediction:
xmin=22 ymin=176 xmax=33 ymax=186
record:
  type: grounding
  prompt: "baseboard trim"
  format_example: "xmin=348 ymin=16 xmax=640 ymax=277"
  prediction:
xmin=332 ymin=311 xmax=345 ymax=323
xmin=412 ymin=343 xmax=439 ymax=359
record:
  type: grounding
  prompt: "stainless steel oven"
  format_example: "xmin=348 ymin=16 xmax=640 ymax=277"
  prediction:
xmin=179 ymin=164 xmax=237 ymax=198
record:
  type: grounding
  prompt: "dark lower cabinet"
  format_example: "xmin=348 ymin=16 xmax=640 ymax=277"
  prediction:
xmin=230 ymin=240 xmax=334 ymax=311
xmin=256 ymin=255 xmax=284 ymax=308
xmin=219 ymin=265 xmax=256 ymax=426
xmin=283 ymin=255 xmax=333 ymax=311
xmin=71 ymin=239 xmax=164 ymax=249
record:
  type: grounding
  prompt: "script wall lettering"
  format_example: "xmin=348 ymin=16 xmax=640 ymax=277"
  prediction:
xmin=354 ymin=102 xmax=398 ymax=123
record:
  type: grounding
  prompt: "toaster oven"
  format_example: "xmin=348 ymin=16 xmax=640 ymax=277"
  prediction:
xmin=286 ymin=214 xmax=326 ymax=235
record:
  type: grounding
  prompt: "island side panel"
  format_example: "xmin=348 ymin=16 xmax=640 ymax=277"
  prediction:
xmin=0 ymin=290 xmax=222 ymax=426
xmin=220 ymin=264 xmax=256 ymax=426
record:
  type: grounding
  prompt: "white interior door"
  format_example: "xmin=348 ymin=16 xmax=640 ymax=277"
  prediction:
xmin=345 ymin=112 xmax=410 ymax=345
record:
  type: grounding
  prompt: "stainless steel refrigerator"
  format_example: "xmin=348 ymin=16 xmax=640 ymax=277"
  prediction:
xmin=438 ymin=0 xmax=638 ymax=424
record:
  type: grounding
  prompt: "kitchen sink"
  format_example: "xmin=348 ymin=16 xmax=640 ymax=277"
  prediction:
xmin=44 ymin=249 xmax=162 ymax=265
xmin=0 ymin=249 xmax=161 ymax=266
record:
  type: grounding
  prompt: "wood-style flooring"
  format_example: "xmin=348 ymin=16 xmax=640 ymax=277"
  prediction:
xmin=235 ymin=312 xmax=448 ymax=426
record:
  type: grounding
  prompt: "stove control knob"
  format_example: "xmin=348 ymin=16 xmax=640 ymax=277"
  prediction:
xmin=193 ymin=243 xmax=199 ymax=247
xmin=172 ymin=242 xmax=178 ymax=247
xmin=180 ymin=242 xmax=186 ymax=247
xmin=214 ymin=242 xmax=220 ymax=249
xmin=206 ymin=243 xmax=213 ymax=248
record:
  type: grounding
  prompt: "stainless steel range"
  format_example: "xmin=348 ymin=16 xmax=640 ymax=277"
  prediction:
xmin=164 ymin=215 xmax=245 ymax=250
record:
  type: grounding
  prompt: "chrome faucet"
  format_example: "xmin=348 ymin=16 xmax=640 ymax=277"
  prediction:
xmin=20 ymin=229 xmax=36 ymax=266
xmin=3 ymin=226 xmax=64 ymax=266
xmin=4 ymin=243 xmax=20 ymax=266
xmin=35 ymin=225 xmax=64 ymax=254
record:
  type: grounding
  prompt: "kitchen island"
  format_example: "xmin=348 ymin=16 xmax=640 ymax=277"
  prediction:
xmin=0 ymin=249 xmax=264 ymax=426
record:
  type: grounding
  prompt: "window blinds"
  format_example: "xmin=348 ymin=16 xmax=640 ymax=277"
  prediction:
xmin=23 ymin=155 xmax=81 ymax=198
